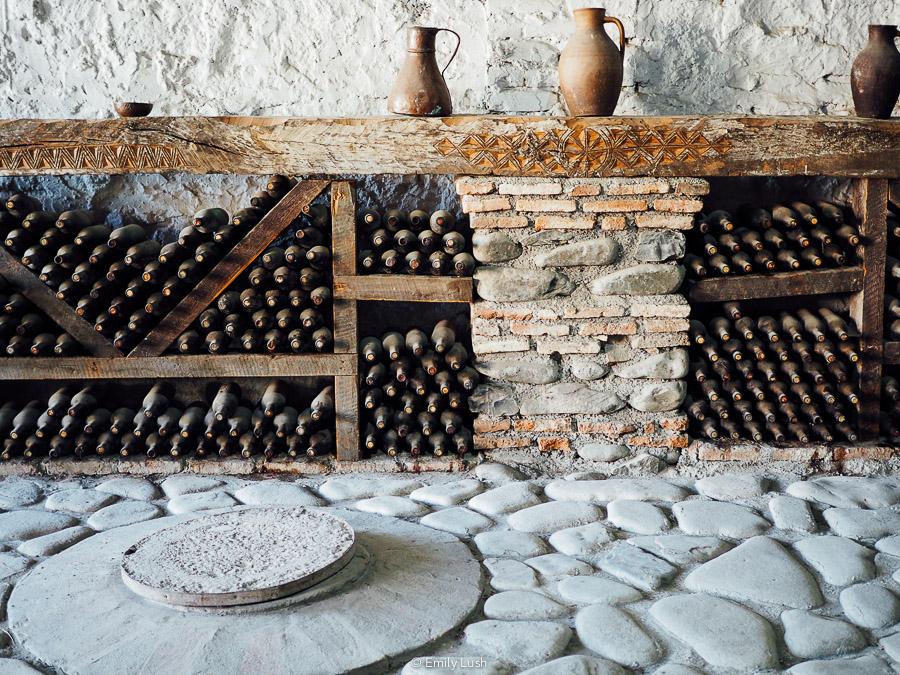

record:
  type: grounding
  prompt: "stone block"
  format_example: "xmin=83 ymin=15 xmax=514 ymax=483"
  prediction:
xmin=475 ymin=267 xmax=575 ymax=302
xmin=533 ymin=237 xmax=621 ymax=267
xmin=590 ymin=264 xmax=685 ymax=296
xmin=569 ymin=359 xmax=610 ymax=380
xmin=615 ymin=349 xmax=689 ymax=379
xmin=520 ymin=383 xmax=625 ymax=415
xmin=469 ymin=383 xmax=520 ymax=416
xmin=474 ymin=357 xmax=561 ymax=384
xmin=629 ymin=381 xmax=687 ymax=412
xmin=635 ymin=231 xmax=686 ymax=262
xmin=472 ymin=231 xmax=523 ymax=262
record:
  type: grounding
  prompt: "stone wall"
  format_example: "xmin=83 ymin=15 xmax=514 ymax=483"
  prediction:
xmin=459 ymin=176 xmax=707 ymax=473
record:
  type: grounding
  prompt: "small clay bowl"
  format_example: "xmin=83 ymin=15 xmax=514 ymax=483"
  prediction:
xmin=115 ymin=102 xmax=153 ymax=118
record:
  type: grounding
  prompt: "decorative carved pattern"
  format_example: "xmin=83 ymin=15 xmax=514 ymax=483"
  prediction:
xmin=0 ymin=144 xmax=183 ymax=172
xmin=434 ymin=125 xmax=731 ymax=176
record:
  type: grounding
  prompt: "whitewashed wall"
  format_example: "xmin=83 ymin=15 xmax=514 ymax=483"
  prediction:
xmin=0 ymin=0 xmax=896 ymax=224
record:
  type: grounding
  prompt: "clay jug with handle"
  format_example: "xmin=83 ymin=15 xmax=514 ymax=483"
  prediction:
xmin=388 ymin=26 xmax=461 ymax=116
xmin=558 ymin=8 xmax=625 ymax=116
xmin=851 ymin=25 xmax=900 ymax=119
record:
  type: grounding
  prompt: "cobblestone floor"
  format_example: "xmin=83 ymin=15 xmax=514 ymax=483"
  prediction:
xmin=1 ymin=467 xmax=900 ymax=673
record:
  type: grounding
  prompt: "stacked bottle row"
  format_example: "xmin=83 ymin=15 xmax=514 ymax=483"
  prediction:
xmin=883 ymin=204 xmax=900 ymax=340
xmin=686 ymin=302 xmax=860 ymax=444
xmin=0 ymin=380 xmax=334 ymax=461
xmin=685 ymin=201 xmax=861 ymax=279
xmin=359 ymin=320 xmax=477 ymax=457
xmin=357 ymin=208 xmax=474 ymax=276
xmin=172 ymin=196 xmax=333 ymax=355
xmin=882 ymin=373 xmax=900 ymax=443
xmin=0 ymin=176 xmax=291 ymax=353
xmin=0 ymin=277 xmax=80 ymax=356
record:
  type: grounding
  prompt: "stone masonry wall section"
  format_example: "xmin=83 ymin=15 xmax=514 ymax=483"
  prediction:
xmin=458 ymin=176 xmax=708 ymax=474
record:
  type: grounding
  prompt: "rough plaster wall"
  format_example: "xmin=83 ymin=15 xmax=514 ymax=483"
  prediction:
xmin=0 ymin=0 xmax=896 ymax=209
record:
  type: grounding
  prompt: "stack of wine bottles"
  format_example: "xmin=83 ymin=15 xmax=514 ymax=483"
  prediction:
xmin=883 ymin=204 xmax=900 ymax=340
xmin=0 ymin=277 xmax=80 ymax=356
xmin=0 ymin=175 xmax=292 ymax=353
xmin=686 ymin=302 xmax=860 ymax=444
xmin=357 ymin=207 xmax=474 ymax=276
xmin=685 ymin=200 xmax=860 ymax=279
xmin=359 ymin=320 xmax=477 ymax=457
xmin=172 ymin=198 xmax=333 ymax=355
xmin=0 ymin=380 xmax=334 ymax=461
xmin=881 ymin=373 xmax=900 ymax=443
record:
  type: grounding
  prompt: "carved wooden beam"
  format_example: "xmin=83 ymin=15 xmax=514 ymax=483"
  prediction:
xmin=0 ymin=116 xmax=897 ymax=178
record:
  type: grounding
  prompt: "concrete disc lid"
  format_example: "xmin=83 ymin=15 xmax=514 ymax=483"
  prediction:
xmin=120 ymin=507 xmax=355 ymax=607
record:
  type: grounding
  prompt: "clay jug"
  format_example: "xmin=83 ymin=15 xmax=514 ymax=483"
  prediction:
xmin=851 ymin=25 xmax=900 ymax=119
xmin=388 ymin=26 xmax=461 ymax=116
xmin=558 ymin=8 xmax=625 ymax=116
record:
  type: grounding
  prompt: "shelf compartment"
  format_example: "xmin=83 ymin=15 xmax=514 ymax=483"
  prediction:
xmin=334 ymin=275 xmax=473 ymax=303
xmin=129 ymin=179 xmax=330 ymax=358
xmin=688 ymin=267 xmax=864 ymax=303
xmin=0 ymin=246 xmax=120 ymax=357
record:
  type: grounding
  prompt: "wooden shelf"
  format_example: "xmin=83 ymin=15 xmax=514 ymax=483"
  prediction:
xmin=885 ymin=342 xmax=900 ymax=365
xmin=0 ymin=246 xmax=120 ymax=357
xmin=0 ymin=354 xmax=355 ymax=380
xmin=688 ymin=267 xmax=864 ymax=302
xmin=129 ymin=180 xmax=330 ymax=357
xmin=334 ymin=275 xmax=473 ymax=303
xmin=0 ymin=116 xmax=898 ymax=178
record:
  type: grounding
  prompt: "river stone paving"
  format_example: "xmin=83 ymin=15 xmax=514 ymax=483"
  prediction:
xmin=684 ymin=536 xmax=823 ymax=608
xmin=4 ymin=470 xmax=900 ymax=674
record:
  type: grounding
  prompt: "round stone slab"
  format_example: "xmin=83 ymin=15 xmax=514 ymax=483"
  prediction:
xmin=121 ymin=507 xmax=355 ymax=607
xmin=9 ymin=507 xmax=482 ymax=675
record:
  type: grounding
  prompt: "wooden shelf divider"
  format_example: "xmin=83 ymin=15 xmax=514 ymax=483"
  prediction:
xmin=849 ymin=177 xmax=889 ymax=438
xmin=334 ymin=275 xmax=474 ymax=303
xmin=129 ymin=179 xmax=330 ymax=357
xmin=0 ymin=246 xmax=121 ymax=357
xmin=688 ymin=267 xmax=864 ymax=303
xmin=0 ymin=354 xmax=355 ymax=381
xmin=330 ymin=180 xmax=361 ymax=461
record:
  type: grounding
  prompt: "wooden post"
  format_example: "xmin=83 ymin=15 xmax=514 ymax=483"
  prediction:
xmin=129 ymin=180 xmax=329 ymax=357
xmin=850 ymin=178 xmax=889 ymax=439
xmin=0 ymin=247 xmax=120 ymax=357
xmin=330 ymin=181 xmax=361 ymax=461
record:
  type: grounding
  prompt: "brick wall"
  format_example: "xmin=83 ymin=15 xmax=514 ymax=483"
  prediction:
xmin=460 ymin=176 xmax=708 ymax=473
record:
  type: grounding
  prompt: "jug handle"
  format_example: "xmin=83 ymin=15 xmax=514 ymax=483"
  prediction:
xmin=437 ymin=28 xmax=462 ymax=77
xmin=604 ymin=15 xmax=625 ymax=56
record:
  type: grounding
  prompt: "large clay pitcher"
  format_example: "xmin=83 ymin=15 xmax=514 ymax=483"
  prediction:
xmin=558 ymin=8 xmax=625 ymax=116
xmin=851 ymin=25 xmax=900 ymax=119
xmin=388 ymin=26 xmax=461 ymax=116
